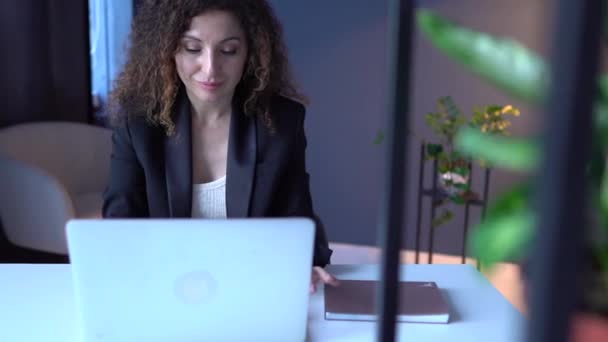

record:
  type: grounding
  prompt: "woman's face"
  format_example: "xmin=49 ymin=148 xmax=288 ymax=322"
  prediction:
xmin=175 ymin=10 xmax=248 ymax=107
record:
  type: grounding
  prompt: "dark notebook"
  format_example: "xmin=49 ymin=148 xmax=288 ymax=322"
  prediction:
xmin=324 ymin=280 xmax=450 ymax=324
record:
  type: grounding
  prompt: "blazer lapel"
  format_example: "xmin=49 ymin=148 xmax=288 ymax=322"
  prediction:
xmin=164 ymin=90 xmax=193 ymax=218
xmin=226 ymin=104 xmax=256 ymax=217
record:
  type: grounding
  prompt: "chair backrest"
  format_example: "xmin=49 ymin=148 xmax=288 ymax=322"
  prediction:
xmin=0 ymin=121 xmax=112 ymax=195
xmin=0 ymin=156 xmax=75 ymax=253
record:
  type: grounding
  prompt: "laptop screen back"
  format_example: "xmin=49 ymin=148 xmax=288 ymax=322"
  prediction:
xmin=66 ymin=218 xmax=314 ymax=342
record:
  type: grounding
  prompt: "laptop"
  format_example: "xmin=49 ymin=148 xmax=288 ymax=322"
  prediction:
xmin=65 ymin=218 xmax=315 ymax=342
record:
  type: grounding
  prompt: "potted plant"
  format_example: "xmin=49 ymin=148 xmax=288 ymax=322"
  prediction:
xmin=416 ymin=8 xmax=608 ymax=340
xmin=423 ymin=96 xmax=521 ymax=228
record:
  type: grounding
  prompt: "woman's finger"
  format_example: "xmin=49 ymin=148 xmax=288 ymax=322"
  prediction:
xmin=311 ymin=269 xmax=319 ymax=283
xmin=310 ymin=282 xmax=317 ymax=294
xmin=313 ymin=266 xmax=340 ymax=286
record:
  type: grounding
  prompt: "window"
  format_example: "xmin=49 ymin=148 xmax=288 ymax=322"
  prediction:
xmin=89 ymin=0 xmax=133 ymax=122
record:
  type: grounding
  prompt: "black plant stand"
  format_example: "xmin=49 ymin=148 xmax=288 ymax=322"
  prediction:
xmin=413 ymin=142 xmax=492 ymax=268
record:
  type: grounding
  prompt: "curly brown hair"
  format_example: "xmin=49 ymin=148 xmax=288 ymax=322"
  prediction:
xmin=108 ymin=0 xmax=304 ymax=135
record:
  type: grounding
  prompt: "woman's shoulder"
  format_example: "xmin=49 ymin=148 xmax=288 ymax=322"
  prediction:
xmin=270 ymin=94 xmax=306 ymax=114
xmin=108 ymin=112 xmax=164 ymax=143
xmin=267 ymin=94 xmax=307 ymax=128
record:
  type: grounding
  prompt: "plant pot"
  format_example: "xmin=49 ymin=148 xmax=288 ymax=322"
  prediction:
xmin=571 ymin=314 xmax=608 ymax=341
xmin=438 ymin=171 xmax=470 ymax=197
xmin=519 ymin=261 xmax=608 ymax=341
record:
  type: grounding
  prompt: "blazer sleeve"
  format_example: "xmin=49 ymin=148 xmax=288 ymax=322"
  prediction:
xmin=102 ymin=119 xmax=149 ymax=217
xmin=281 ymin=106 xmax=333 ymax=267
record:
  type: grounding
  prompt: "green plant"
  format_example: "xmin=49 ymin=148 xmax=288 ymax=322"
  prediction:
xmin=424 ymin=96 xmax=467 ymax=171
xmin=416 ymin=8 xmax=608 ymax=315
xmin=423 ymin=96 xmax=521 ymax=228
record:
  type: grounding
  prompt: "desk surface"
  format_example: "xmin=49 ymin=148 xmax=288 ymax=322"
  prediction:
xmin=0 ymin=263 xmax=524 ymax=342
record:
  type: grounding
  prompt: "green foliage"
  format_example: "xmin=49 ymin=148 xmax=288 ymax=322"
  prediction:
xmin=455 ymin=127 xmax=539 ymax=171
xmin=432 ymin=209 xmax=455 ymax=229
xmin=424 ymin=96 xmax=522 ymax=229
xmin=471 ymin=181 xmax=534 ymax=266
xmin=416 ymin=7 xmax=608 ymax=303
xmin=426 ymin=143 xmax=443 ymax=157
xmin=425 ymin=96 xmax=467 ymax=145
xmin=472 ymin=208 xmax=534 ymax=266
xmin=416 ymin=9 xmax=548 ymax=104
xmin=373 ymin=130 xmax=385 ymax=145
xmin=470 ymin=104 xmax=521 ymax=136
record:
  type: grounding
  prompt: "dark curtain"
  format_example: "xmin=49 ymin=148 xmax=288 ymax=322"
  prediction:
xmin=133 ymin=0 xmax=143 ymax=16
xmin=0 ymin=0 xmax=90 ymax=263
xmin=0 ymin=0 xmax=91 ymax=127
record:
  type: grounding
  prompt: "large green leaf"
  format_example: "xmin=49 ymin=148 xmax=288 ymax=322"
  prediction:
xmin=471 ymin=183 xmax=533 ymax=268
xmin=472 ymin=209 xmax=534 ymax=268
xmin=484 ymin=182 xmax=531 ymax=218
xmin=416 ymin=9 xmax=548 ymax=104
xmin=455 ymin=127 xmax=540 ymax=171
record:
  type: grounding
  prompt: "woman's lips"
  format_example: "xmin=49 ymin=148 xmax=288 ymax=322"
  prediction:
xmin=197 ymin=81 xmax=223 ymax=91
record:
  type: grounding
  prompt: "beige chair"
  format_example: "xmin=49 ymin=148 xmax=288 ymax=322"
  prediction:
xmin=0 ymin=121 xmax=112 ymax=254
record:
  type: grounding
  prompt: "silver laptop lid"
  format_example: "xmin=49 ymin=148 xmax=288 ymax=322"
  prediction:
xmin=66 ymin=218 xmax=315 ymax=342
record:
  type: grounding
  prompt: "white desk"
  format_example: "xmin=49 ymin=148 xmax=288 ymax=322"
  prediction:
xmin=0 ymin=264 xmax=524 ymax=341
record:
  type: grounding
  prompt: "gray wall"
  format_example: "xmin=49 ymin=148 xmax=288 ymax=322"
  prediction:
xmin=270 ymin=0 xmax=554 ymax=255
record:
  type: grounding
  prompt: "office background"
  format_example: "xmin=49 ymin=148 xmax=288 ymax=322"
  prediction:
xmin=0 ymin=0 xmax=552 ymax=260
xmin=271 ymin=0 xmax=550 ymax=255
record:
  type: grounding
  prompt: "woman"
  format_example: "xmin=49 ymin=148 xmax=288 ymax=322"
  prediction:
xmin=103 ymin=0 xmax=338 ymax=292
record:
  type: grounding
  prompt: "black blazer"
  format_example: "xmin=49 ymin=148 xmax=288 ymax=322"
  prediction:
xmin=102 ymin=91 xmax=333 ymax=267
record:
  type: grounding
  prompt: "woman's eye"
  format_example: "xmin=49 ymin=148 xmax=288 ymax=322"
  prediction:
xmin=221 ymin=49 xmax=237 ymax=56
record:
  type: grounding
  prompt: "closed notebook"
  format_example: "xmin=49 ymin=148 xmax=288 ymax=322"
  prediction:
xmin=324 ymin=280 xmax=450 ymax=324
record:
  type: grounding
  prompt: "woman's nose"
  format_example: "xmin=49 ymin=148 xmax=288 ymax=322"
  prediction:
xmin=199 ymin=49 xmax=219 ymax=77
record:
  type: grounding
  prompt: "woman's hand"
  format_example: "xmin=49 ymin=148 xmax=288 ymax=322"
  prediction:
xmin=310 ymin=266 xmax=340 ymax=293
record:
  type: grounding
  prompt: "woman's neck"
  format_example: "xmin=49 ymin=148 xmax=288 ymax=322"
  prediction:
xmin=188 ymin=95 xmax=232 ymax=126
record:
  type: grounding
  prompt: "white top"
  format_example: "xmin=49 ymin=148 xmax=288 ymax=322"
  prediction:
xmin=191 ymin=175 xmax=227 ymax=218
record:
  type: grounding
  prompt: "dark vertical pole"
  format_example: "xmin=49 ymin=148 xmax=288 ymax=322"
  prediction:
xmin=478 ymin=168 xmax=491 ymax=270
xmin=427 ymin=159 xmax=438 ymax=264
xmin=376 ymin=0 xmax=414 ymax=341
xmin=527 ymin=1 xmax=604 ymax=342
xmin=480 ymin=168 xmax=491 ymax=219
xmin=415 ymin=143 xmax=425 ymax=264
xmin=461 ymin=163 xmax=473 ymax=264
